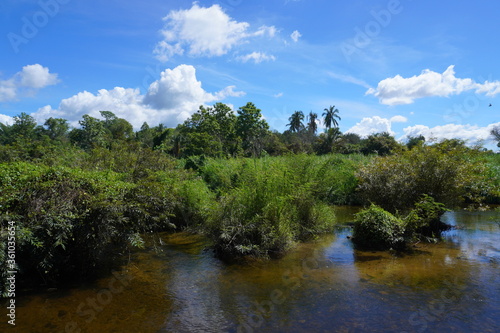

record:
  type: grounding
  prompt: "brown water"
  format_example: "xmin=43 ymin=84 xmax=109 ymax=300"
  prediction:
xmin=2 ymin=207 xmax=499 ymax=333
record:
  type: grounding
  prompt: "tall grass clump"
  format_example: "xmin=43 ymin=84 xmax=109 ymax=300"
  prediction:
xmin=207 ymin=157 xmax=336 ymax=258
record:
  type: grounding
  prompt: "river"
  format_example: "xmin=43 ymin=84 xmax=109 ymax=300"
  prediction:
xmin=2 ymin=207 xmax=499 ymax=332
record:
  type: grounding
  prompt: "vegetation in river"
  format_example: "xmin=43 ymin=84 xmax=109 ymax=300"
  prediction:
xmin=0 ymin=105 xmax=499 ymax=294
xmin=352 ymin=195 xmax=450 ymax=250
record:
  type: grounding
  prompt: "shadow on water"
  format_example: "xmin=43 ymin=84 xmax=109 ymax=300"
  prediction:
xmin=2 ymin=207 xmax=499 ymax=332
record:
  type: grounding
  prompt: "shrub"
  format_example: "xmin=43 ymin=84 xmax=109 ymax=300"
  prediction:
xmin=404 ymin=195 xmax=450 ymax=239
xmin=352 ymin=204 xmax=405 ymax=250
xmin=357 ymin=142 xmax=489 ymax=212
xmin=0 ymin=162 xmax=190 ymax=293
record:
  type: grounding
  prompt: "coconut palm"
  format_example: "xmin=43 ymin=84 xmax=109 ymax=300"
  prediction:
xmin=322 ymin=105 xmax=341 ymax=130
xmin=287 ymin=111 xmax=305 ymax=133
xmin=307 ymin=111 xmax=318 ymax=134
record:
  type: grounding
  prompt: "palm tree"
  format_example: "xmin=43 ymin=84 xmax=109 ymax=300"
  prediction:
xmin=322 ymin=105 xmax=341 ymax=130
xmin=307 ymin=111 xmax=318 ymax=134
xmin=287 ymin=111 xmax=305 ymax=133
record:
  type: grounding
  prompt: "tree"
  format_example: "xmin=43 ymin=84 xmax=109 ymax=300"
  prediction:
xmin=406 ymin=135 xmax=426 ymax=150
xmin=287 ymin=111 xmax=305 ymax=133
xmin=10 ymin=112 xmax=38 ymax=142
xmin=307 ymin=112 xmax=318 ymax=134
xmin=99 ymin=111 xmax=134 ymax=141
xmin=44 ymin=118 xmax=69 ymax=141
xmin=314 ymin=128 xmax=342 ymax=154
xmin=491 ymin=125 xmax=500 ymax=148
xmin=236 ymin=102 xmax=269 ymax=157
xmin=361 ymin=132 xmax=404 ymax=156
xmin=178 ymin=103 xmax=240 ymax=157
xmin=71 ymin=114 xmax=107 ymax=149
xmin=322 ymin=105 xmax=341 ymax=130
xmin=136 ymin=122 xmax=154 ymax=148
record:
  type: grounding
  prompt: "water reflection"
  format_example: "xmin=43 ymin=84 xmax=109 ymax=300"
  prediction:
xmin=2 ymin=208 xmax=499 ymax=333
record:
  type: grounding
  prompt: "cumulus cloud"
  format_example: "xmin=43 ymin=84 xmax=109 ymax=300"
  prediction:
xmin=32 ymin=65 xmax=245 ymax=129
xmin=237 ymin=52 xmax=276 ymax=64
xmin=345 ymin=115 xmax=407 ymax=137
xmin=401 ymin=122 xmax=500 ymax=146
xmin=367 ymin=65 xmax=500 ymax=105
xmin=0 ymin=114 xmax=13 ymax=125
xmin=0 ymin=64 xmax=59 ymax=102
xmin=290 ymin=30 xmax=302 ymax=42
xmin=154 ymin=4 xmax=277 ymax=62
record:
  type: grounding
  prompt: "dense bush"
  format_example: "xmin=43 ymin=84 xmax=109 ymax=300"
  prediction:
xmin=352 ymin=196 xmax=452 ymax=250
xmin=357 ymin=141 xmax=493 ymax=212
xmin=404 ymin=195 xmax=450 ymax=239
xmin=0 ymin=161 xmax=206 ymax=293
xmin=352 ymin=204 xmax=406 ymax=250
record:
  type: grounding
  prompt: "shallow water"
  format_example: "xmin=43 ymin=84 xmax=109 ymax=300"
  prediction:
xmin=2 ymin=207 xmax=499 ymax=332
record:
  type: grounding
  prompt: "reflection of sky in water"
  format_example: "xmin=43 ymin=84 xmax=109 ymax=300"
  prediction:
xmin=4 ymin=209 xmax=500 ymax=333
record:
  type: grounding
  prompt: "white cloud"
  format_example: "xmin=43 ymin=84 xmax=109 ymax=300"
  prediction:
xmin=0 ymin=64 xmax=59 ymax=102
xmin=237 ymin=52 xmax=276 ymax=64
xmin=0 ymin=114 xmax=13 ymax=125
xmin=32 ymin=65 xmax=245 ymax=129
xmin=327 ymin=72 xmax=371 ymax=89
xmin=254 ymin=25 xmax=277 ymax=38
xmin=290 ymin=30 xmax=302 ymax=42
xmin=390 ymin=115 xmax=408 ymax=123
xmin=274 ymin=92 xmax=283 ymax=98
xmin=19 ymin=64 xmax=59 ymax=89
xmin=154 ymin=4 xmax=276 ymax=62
xmin=346 ymin=115 xmax=407 ymax=137
xmin=402 ymin=122 xmax=500 ymax=146
xmin=367 ymin=65 xmax=500 ymax=105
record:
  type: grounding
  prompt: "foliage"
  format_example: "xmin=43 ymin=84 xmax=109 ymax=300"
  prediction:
xmin=206 ymin=157 xmax=337 ymax=258
xmin=352 ymin=204 xmax=406 ymax=250
xmin=1 ymin=104 xmax=499 ymax=293
xmin=357 ymin=141 xmax=492 ymax=212
xmin=322 ymin=105 xmax=341 ymax=130
xmin=360 ymin=132 xmax=405 ymax=156
xmin=353 ymin=196 xmax=452 ymax=250
xmin=235 ymin=102 xmax=270 ymax=157
xmin=491 ymin=125 xmax=500 ymax=148
xmin=288 ymin=111 xmax=305 ymax=133
xmin=404 ymin=195 xmax=450 ymax=239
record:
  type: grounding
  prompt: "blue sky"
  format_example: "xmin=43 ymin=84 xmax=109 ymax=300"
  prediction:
xmin=1 ymin=0 xmax=499 ymax=148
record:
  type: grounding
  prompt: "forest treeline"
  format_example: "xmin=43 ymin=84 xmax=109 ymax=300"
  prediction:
xmin=0 ymin=103 xmax=434 ymax=159
xmin=0 ymin=102 xmax=499 ymax=294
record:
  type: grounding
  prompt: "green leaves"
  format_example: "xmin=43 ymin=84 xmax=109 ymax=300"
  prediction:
xmin=357 ymin=142 xmax=491 ymax=212
xmin=353 ymin=204 xmax=406 ymax=250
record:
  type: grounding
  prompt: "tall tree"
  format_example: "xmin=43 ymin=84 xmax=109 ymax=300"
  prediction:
xmin=236 ymin=102 xmax=269 ymax=157
xmin=307 ymin=112 xmax=318 ymax=134
xmin=70 ymin=114 xmax=107 ymax=149
xmin=491 ymin=125 xmax=500 ymax=148
xmin=322 ymin=105 xmax=341 ymax=130
xmin=10 ymin=112 xmax=38 ymax=141
xmin=99 ymin=111 xmax=134 ymax=141
xmin=44 ymin=118 xmax=69 ymax=142
xmin=287 ymin=111 xmax=305 ymax=133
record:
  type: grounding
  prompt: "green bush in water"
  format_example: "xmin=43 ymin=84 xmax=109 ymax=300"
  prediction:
xmin=404 ymin=195 xmax=450 ymax=239
xmin=352 ymin=204 xmax=405 ymax=250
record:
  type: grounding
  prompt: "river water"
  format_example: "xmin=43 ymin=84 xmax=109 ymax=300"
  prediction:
xmin=2 ymin=207 xmax=499 ymax=332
